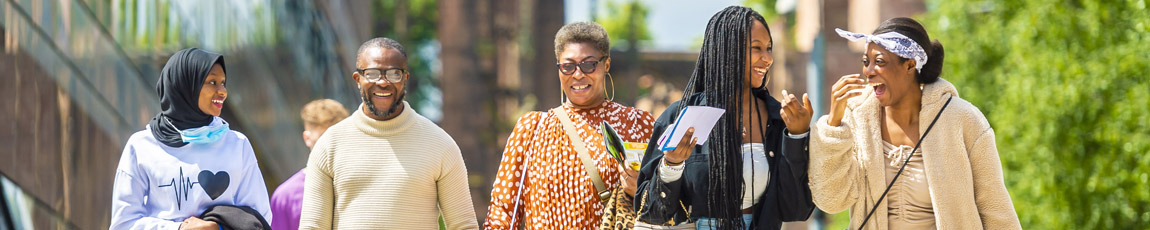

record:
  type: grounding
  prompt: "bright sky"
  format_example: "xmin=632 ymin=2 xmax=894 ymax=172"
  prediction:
xmin=565 ymin=0 xmax=744 ymax=52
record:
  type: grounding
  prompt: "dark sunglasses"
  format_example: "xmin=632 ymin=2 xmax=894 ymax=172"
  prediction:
xmin=556 ymin=56 xmax=608 ymax=75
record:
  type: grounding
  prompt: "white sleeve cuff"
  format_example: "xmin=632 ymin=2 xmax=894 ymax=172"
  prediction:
xmin=167 ymin=221 xmax=183 ymax=230
xmin=786 ymin=131 xmax=809 ymax=139
xmin=658 ymin=157 xmax=686 ymax=183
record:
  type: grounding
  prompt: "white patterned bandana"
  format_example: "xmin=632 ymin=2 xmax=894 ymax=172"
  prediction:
xmin=835 ymin=28 xmax=928 ymax=73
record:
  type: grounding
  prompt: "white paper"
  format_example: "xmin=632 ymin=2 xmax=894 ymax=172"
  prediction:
xmin=657 ymin=123 xmax=675 ymax=147
xmin=658 ymin=106 xmax=726 ymax=151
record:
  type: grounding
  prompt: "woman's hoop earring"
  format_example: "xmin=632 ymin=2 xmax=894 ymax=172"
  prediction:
xmin=606 ymin=73 xmax=616 ymax=101
xmin=759 ymin=65 xmax=772 ymax=89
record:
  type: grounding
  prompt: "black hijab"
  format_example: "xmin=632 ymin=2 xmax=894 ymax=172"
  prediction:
xmin=149 ymin=48 xmax=226 ymax=147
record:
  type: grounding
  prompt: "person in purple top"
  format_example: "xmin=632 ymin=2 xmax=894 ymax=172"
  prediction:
xmin=270 ymin=99 xmax=348 ymax=230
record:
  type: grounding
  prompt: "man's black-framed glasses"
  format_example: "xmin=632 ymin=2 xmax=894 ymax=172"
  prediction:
xmin=356 ymin=68 xmax=406 ymax=83
xmin=556 ymin=56 xmax=608 ymax=75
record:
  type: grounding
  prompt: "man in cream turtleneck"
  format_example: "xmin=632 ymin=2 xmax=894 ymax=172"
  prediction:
xmin=299 ymin=37 xmax=478 ymax=229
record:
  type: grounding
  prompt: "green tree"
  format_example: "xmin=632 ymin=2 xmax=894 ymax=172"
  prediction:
xmin=596 ymin=0 xmax=652 ymax=49
xmin=374 ymin=0 xmax=440 ymax=116
xmin=919 ymin=0 xmax=1150 ymax=228
xmin=596 ymin=0 xmax=652 ymax=104
xmin=742 ymin=0 xmax=779 ymax=19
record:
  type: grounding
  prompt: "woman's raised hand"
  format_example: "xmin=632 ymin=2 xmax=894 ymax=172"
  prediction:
xmin=780 ymin=89 xmax=813 ymax=134
xmin=828 ymin=74 xmax=867 ymax=127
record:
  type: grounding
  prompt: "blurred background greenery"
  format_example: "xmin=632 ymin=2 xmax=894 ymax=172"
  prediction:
xmin=920 ymin=0 xmax=1150 ymax=228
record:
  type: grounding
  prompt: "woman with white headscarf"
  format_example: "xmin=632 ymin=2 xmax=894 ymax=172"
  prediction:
xmin=809 ymin=17 xmax=1020 ymax=229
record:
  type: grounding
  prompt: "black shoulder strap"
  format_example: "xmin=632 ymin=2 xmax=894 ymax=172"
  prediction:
xmin=858 ymin=96 xmax=953 ymax=229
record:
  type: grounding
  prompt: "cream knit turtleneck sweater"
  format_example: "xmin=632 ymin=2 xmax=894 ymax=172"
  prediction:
xmin=300 ymin=102 xmax=478 ymax=229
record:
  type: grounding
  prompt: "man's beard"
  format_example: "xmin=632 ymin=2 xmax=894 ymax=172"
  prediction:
xmin=361 ymin=87 xmax=405 ymax=119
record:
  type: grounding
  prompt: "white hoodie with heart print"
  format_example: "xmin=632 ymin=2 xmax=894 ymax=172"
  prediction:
xmin=110 ymin=124 xmax=271 ymax=230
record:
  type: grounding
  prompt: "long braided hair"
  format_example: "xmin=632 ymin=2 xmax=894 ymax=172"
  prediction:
xmin=678 ymin=6 xmax=771 ymax=229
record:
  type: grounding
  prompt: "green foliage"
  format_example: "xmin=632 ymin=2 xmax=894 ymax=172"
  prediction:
xmin=374 ymin=0 xmax=440 ymax=114
xmin=112 ymin=0 xmax=278 ymax=51
xmin=596 ymin=0 xmax=652 ymax=49
xmin=920 ymin=0 xmax=1150 ymax=228
xmin=742 ymin=0 xmax=779 ymax=19
xmin=828 ymin=211 xmax=851 ymax=230
xmin=375 ymin=0 xmax=439 ymax=46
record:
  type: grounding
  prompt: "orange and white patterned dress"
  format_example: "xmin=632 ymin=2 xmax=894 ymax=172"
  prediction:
xmin=484 ymin=101 xmax=654 ymax=230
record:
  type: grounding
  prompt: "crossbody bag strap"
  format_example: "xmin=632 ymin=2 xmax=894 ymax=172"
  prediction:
xmin=509 ymin=113 xmax=547 ymax=229
xmin=858 ymin=96 xmax=954 ymax=230
xmin=552 ymin=108 xmax=610 ymax=200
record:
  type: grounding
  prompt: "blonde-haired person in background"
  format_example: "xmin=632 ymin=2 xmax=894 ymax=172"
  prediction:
xmin=300 ymin=99 xmax=350 ymax=149
xmin=270 ymin=99 xmax=349 ymax=230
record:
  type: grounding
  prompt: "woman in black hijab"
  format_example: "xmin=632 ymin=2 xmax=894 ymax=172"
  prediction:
xmin=148 ymin=47 xmax=230 ymax=147
xmin=110 ymin=48 xmax=272 ymax=230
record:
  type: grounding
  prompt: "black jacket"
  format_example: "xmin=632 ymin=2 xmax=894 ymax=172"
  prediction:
xmin=634 ymin=91 xmax=815 ymax=230
xmin=199 ymin=205 xmax=270 ymax=230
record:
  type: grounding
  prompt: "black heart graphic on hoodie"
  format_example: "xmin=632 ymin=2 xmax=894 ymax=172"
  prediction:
xmin=197 ymin=170 xmax=230 ymax=200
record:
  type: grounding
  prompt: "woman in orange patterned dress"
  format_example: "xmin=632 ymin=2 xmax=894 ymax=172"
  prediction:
xmin=483 ymin=21 xmax=655 ymax=229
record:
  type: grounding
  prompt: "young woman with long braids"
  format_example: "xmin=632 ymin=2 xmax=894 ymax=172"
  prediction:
xmin=635 ymin=6 xmax=815 ymax=230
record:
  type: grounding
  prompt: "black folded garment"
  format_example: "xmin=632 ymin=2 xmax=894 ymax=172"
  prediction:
xmin=199 ymin=205 xmax=270 ymax=230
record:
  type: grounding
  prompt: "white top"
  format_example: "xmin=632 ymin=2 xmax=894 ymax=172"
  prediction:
xmin=109 ymin=118 xmax=271 ymax=230
xmin=658 ymin=142 xmax=781 ymax=209
xmin=740 ymin=143 xmax=770 ymax=209
xmin=657 ymin=131 xmax=809 ymax=208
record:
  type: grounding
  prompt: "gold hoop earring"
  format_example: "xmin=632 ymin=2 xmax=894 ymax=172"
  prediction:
xmin=760 ymin=65 xmax=772 ymax=89
xmin=606 ymin=73 xmax=616 ymax=101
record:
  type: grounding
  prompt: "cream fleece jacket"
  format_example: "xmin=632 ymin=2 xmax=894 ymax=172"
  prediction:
xmin=809 ymin=79 xmax=1021 ymax=229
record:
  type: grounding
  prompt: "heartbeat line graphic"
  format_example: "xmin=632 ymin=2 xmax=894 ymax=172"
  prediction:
xmin=158 ymin=167 xmax=199 ymax=210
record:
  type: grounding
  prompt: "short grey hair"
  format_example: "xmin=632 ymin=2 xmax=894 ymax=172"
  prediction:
xmin=357 ymin=37 xmax=407 ymax=62
xmin=553 ymin=22 xmax=610 ymax=59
